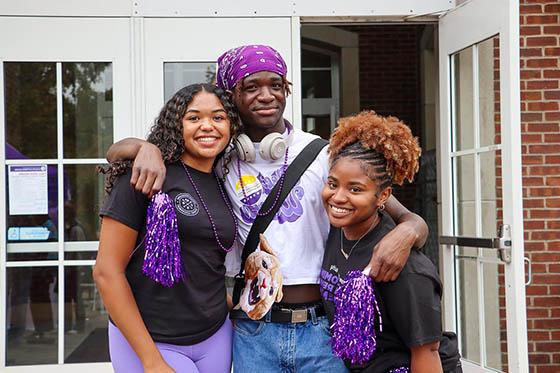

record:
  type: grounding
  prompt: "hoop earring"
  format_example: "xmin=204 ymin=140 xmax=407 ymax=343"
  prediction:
xmin=378 ymin=204 xmax=385 ymax=211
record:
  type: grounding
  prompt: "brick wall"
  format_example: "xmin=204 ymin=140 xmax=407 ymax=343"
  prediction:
xmin=520 ymin=1 xmax=560 ymax=372
xmin=337 ymin=25 xmax=424 ymax=211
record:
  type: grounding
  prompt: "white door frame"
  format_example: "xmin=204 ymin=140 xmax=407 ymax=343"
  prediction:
xmin=0 ymin=17 xmax=132 ymax=372
xmin=438 ymin=0 xmax=527 ymax=371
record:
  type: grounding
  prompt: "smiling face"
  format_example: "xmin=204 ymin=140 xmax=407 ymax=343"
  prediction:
xmin=322 ymin=158 xmax=392 ymax=240
xmin=233 ymin=71 xmax=287 ymax=141
xmin=181 ymin=90 xmax=231 ymax=172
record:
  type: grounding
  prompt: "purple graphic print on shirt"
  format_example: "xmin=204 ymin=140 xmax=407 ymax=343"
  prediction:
xmin=240 ymin=167 xmax=305 ymax=224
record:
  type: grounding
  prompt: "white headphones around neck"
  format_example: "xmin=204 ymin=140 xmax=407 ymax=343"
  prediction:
xmin=234 ymin=126 xmax=294 ymax=162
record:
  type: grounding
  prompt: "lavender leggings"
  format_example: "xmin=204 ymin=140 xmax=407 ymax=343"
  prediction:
xmin=108 ymin=319 xmax=232 ymax=373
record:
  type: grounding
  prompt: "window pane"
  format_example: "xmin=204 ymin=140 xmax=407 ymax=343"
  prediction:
xmin=452 ymin=49 xmax=475 ymax=151
xmin=302 ymin=70 xmax=332 ymax=98
xmin=456 ymin=256 xmax=481 ymax=364
xmin=6 ymin=165 xmax=59 ymax=260
xmin=6 ymin=266 xmax=58 ymax=366
xmin=4 ymin=62 xmax=57 ymax=159
xmin=164 ymin=62 xmax=216 ymax=101
xmin=64 ymin=266 xmax=109 ymax=363
xmin=64 ymin=164 xmax=105 ymax=244
xmin=303 ymin=116 xmax=331 ymax=140
xmin=478 ymin=36 xmax=500 ymax=147
xmin=302 ymin=49 xmax=331 ymax=68
xmin=63 ymin=63 xmax=113 ymax=158
xmin=455 ymin=155 xmax=475 ymax=236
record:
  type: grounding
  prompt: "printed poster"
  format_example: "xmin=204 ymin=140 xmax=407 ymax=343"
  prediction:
xmin=8 ymin=165 xmax=48 ymax=215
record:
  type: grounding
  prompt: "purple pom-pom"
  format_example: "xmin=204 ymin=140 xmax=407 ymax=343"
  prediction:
xmin=332 ymin=270 xmax=383 ymax=365
xmin=143 ymin=192 xmax=184 ymax=287
xmin=389 ymin=367 xmax=409 ymax=373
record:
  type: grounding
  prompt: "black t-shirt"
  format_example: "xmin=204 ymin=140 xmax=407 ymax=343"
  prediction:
xmin=321 ymin=211 xmax=452 ymax=373
xmin=99 ymin=161 xmax=235 ymax=345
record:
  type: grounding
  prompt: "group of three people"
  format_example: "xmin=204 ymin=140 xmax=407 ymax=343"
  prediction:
xmin=94 ymin=45 xmax=460 ymax=373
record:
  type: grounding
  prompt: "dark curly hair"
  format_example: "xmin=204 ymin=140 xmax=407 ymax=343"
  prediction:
xmin=328 ymin=111 xmax=421 ymax=190
xmin=100 ymin=83 xmax=241 ymax=192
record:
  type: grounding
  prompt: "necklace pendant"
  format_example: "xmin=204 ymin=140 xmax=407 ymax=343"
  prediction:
xmin=340 ymin=248 xmax=350 ymax=260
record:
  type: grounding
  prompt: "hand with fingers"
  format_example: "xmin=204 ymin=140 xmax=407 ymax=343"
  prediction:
xmin=130 ymin=142 xmax=167 ymax=197
xmin=364 ymin=221 xmax=418 ymax=282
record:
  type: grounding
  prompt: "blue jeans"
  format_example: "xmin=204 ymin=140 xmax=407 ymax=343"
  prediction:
xmin=232 ymin=310 xmax=348 ymax=373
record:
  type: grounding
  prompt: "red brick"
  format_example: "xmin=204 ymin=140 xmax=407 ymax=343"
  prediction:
xmin=521 ymin=4 xmax=543 ymax=14
xmin=545 ymin=112 xmax=560 ymax=121
xmin=529 ymin=187 xmax=560 ymax=197
xmin=545 ymin=155 xmax=560 ymax=163
xmin=521 ymin=90 xmax=542 ymax=100
xmin=529 ymin=331 xmax=551 ymax=341
xmin=543 ymin=26 xmax=560 ymax=35
xmin=526 ymin=123 xmax=559 ymax=132
xmin=521 ymin=48 xmax=544 ymax=58
xmin=544 ymin=134 xmax=560 ymax=142
xmin=544 ymin=4 xmax=560 ymax=13
xmin=545 ymin=47 xmax=560 ymax=56
xmin=550 ymin=264 xmax=560 ymax=272
xmin=546 ymin=177 xmax=560 ymax=186
xmin=551 ymin=286 xmax=560 ymax=295
xmin=533 ymin=318 xmax=560 ymax=330
xmin=531 ymin=231 xmax=560 ymax=240
xmin=528 ymin=307 xmax=549 ymax=318
xmin=529 ymin=166 xmax=560 ymax=175
xmin=528 ymin=144 xmax=560 ymax=153
xmin=527 ymin=58 xmax=559 ymax=68
xmin=528 ymin=102 xmax=559 ymax=111
xmin=546 ymin=198 xmax=560 ymax=208
xmin=526 ymin=15 xmax=558 ymax=24
xmin=536 ymin=366 xmax=560 ymax=373
xmin=527 ymin=80 xmax=559 ymax=89
xmin=536 ymin=342 xmax=560 ymax=353
xmin=547 ymin=221 xmax=560 ymax=229
xmin=523 ymin=176 xmax=545 ymax=186
xmin=529 ymin=353 xmax=551 ymax=364
xmin=526 ymin=37 xmax=558 ymax=47
xmin=544 ymin=69 xmax=560 ymax=78
xmin=522 ymin=134 xmax=544 ymax=144
xmin=527 ymin=285 xmax=549 ymax=296
xmin=525 ymin=218 xmax=545 ymax=228
xmin=525 ymin=243 xmax=546 ymax=254
xmin=522 ymin=112 xmax=544 ymax=122
xmin=530 ymin=252 xmax=560 ymax=262
xmin=549 ymin=241 xmax=560 ymax=250
xmin=544 ymin=90 xmax=560 ymax=100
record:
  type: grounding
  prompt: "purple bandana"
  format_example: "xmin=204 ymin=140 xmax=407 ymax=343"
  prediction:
xmin=216 ymin=44 xmax=287 ymax=91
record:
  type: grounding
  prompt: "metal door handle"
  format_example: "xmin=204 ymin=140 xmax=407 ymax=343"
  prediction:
xmin=525 ymin=257 xmax=532 ymax=286
xmin=439 ymin=224 xmax=512 ymax=263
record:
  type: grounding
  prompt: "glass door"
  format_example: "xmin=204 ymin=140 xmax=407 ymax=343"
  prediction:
xmin=0 ymin=17 xmax=131 ymax=372
xmin=301 ymin=44 xmax=340 ymax=140
xmin=438 ymin=0 xmax=527 ymax=372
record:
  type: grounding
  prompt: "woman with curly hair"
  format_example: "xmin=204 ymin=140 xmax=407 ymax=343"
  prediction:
xmin=94 ymin=83 xmax=241 ymax=373
xmin=320 ymin=111 xmax=461 ymax=373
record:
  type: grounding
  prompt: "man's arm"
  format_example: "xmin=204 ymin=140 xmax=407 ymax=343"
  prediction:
xmin=366 ymin=195 xmax=429 ymax=282
xmin=107 ymin=138 xmax=166 ymax=196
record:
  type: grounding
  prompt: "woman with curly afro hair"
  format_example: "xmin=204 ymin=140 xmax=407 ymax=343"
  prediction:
xmin=95 ymin=83 xmax=242 ymax=373
xmin=320 ymin=111 xmax=461 ymax=373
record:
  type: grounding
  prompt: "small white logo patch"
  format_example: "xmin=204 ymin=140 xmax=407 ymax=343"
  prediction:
xmin=174 ymin=193 xmax=199 ymax=217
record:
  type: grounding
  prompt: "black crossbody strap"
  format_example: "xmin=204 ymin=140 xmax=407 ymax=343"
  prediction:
xmin=232 ymin=138 xmax=328 ymax=305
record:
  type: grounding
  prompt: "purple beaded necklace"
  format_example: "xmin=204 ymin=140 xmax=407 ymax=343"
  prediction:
xmin=236 ymin=134 xmax=290 ymax=217
xmin=181 ymin=162 xmax=238 ymax=252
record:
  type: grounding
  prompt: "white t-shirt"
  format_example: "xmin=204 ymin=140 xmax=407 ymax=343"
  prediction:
xmin=223 ymin=128 xmax=330 ymax=285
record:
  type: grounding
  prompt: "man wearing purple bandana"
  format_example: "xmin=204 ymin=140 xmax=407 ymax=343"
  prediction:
xmin=107 ymin=44 xmax=428 ymax=372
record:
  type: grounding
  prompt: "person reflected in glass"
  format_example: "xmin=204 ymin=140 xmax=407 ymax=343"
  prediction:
xmin=94 ymin=84 xmax=240 ymax=373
